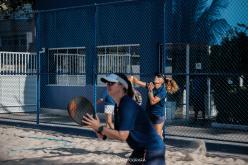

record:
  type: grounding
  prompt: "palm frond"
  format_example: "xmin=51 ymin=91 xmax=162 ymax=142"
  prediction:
xmin=209 ymin=18 xmax=231 ymax=44
xmin=202 ymin=0 xmax=229 ymax=21
xmin=194 ymin=0 xmax=209 ymax=20
xmin=168 ymin=0 xmax=229 ymax=44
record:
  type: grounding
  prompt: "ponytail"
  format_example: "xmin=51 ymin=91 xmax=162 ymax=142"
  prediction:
xmin=166 ymin=79 xmax=179 ymax=94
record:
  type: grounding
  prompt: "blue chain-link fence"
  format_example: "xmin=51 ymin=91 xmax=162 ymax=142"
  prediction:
xmin=0 ymin=0 xmax=248 ymax=144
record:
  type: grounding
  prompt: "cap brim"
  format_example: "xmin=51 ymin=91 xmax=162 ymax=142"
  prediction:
xmin=100 ymin=77 xmax=118 ymax=83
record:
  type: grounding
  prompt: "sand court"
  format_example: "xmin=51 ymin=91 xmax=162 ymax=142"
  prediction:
xmin=0 ymin=125 xmax=247 ymax=165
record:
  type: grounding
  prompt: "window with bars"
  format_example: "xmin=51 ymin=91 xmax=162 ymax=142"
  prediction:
xmin=97 ymin=44 xmax=140 ymax=85
xmin=0 ymin=51 xmax=36 ymax=74
xmin=48 ymin=47 xmax=86 ymax=86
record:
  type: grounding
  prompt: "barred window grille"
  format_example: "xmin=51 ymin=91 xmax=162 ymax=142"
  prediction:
xmin=0 ymin=51 xmax=37 ymax=74
xmin=48 ymin=47 xmax=86 ymax=86
xmin=97 ymin=44 xmax=140 ymax=85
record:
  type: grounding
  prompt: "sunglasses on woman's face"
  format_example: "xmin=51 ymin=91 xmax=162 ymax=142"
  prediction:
xmin=106 ymin=82 xmax=116 ymax=86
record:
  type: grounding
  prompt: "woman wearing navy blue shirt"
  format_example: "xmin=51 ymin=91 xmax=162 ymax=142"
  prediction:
xmin=129 ymin=74 xmax=167 ymax=138
xmin=82 ymin=73 xmax=165 ymax=165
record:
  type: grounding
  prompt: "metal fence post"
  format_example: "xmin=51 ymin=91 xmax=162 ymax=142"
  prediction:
xmin=207 ymin=46 xmax=211 ymax=118
xmin=185 ymin=44 xmax=190 ymax=120
xmin=35 ymin=12 xmax=41 ymax=125
xmin=163 ymin=0 xmax=167 ymax=74
xmin=92 ymin=4 xmax=98 ymax=117
xmin=207 ymin=78 xmax=211 ymax=118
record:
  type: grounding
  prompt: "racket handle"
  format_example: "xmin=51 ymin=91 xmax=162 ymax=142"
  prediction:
xmin=102 ymin=135 xmax=107 ymax=140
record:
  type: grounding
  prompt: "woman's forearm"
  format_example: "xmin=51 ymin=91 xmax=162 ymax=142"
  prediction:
xmin=148 ymin=91 xmax=157 ymax=105
xmin=100 ymin=127 xmax=129 ymax=142
xmin=131 ymin=76 xmax=146 ymax=88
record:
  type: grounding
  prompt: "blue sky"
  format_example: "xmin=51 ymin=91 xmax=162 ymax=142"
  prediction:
xmin=221 ymin=0 xmax=248 ymax=27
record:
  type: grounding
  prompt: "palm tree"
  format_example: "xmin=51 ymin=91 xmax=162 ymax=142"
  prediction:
xmin=164 ymin=0 xmax=231 ymax=121
xmin=166 ymin=0 xmax=230 ymax=44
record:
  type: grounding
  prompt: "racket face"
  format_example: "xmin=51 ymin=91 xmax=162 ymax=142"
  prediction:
xmin=67 ymin=96 xmax=94 ymax=126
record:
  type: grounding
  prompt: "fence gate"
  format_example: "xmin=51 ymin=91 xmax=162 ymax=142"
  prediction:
xmin=0 ymin=51 xmax=37 ymax=113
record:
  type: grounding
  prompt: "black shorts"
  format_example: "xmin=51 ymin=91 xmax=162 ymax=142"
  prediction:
xmin=128 ymin=148 xmax=165 ymax=165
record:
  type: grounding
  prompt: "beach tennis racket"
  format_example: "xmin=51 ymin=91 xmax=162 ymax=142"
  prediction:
xmin=67 ymin=96 xmax=107 ymax=140
xmin=67 ymin=96 xmax=95 ymax=126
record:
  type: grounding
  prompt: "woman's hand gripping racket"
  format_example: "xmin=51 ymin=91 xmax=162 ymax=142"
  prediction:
xmin=67 ymin=96 xmax=96 ymax=126
xmin=67 ymin=96 xmax=107 ymax=140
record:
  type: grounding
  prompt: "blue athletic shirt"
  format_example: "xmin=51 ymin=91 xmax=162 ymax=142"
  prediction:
xmin=146 ymin=85 xmax=166 ymax=117
xmin=114 ymin=95 xmax=164 ymax=151
xmin=102 ymin=90 xmax=115 ymax=105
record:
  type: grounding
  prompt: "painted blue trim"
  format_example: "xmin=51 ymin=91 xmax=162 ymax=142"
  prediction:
xmin=36 ymin=0 xmax=140 ymax=11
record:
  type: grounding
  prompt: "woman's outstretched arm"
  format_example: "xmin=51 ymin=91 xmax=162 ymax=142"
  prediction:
xmin=128 ymin=76 xmax=146 ymax=88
